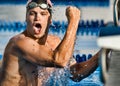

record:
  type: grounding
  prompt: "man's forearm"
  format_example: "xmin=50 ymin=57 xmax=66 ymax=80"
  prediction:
xmin=54 ymin=18 xmax=80 ymax=67
xmin=70 ymin=51 xmax=100 ymax=82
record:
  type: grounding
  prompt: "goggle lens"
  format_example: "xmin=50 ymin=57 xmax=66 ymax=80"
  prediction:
xmin=27 ymin=2 xmax=50 ymax=10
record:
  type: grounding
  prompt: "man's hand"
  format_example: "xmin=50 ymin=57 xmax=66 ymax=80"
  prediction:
xmin=47 ymin=0 xmax=52 ymax=7
xmin=66 ymin=6 xmax=80 ymax=23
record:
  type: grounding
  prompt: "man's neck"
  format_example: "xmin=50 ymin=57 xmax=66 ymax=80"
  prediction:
xmin=23 ymin=30 xmax=47 ymax=45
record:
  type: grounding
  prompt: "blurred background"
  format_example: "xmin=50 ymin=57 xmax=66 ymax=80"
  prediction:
xmin=0 ymin=0 xmax=116 ymax=86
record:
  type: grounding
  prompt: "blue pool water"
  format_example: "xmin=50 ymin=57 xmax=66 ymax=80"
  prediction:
xmin=0 ymin=0 xmax=109 ymax=7
xmin=0 ymin=0 xmax=113 ymax=85
xmin=0 ymin=20 xmax=104 ymax=86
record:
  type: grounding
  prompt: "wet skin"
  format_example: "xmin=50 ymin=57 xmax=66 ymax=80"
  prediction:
xmin=0 ymin=5 xmax=99 ymax=86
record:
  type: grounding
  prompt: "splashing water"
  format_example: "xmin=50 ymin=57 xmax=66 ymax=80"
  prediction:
xmin=37 ymin=60 xmax=72 ymax=86
xmin=48 ymin=66 xmax=71 ymax=86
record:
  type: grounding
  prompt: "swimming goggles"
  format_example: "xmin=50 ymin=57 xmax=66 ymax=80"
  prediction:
xmin=26 ymin=2 xmax=51 ymax=10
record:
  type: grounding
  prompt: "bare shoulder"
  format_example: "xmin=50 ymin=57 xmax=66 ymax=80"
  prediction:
xmin=46 ymin=34 xmax=61 ymax=50
xmin=5 ymin=34 xmax=25 ymax=50
xmin=10 ymin=33 xmax=25 ymax=41
xmin=47 ymin=34 xmax=61 ymax=42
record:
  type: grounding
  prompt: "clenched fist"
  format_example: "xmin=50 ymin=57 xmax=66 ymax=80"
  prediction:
xmin=66 ymin=6 xmax=80 ymax=23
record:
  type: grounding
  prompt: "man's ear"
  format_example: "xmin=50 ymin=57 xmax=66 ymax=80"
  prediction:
xmin=50 ymin=19 xmax=52 ymax=24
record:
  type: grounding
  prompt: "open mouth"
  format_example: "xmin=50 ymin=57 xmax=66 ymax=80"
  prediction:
xmin=35 ymin=23 xmax=41 ymax=29
xmin=33 ymin=23 xmax=42 ymax=34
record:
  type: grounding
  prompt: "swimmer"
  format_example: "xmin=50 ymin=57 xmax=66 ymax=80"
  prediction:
xmin=0 ymin=0 xmax=100 ymax=86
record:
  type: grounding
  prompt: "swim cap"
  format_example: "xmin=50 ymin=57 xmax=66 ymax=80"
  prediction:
xmin=26 ymin=0 xmax=52 ymax=14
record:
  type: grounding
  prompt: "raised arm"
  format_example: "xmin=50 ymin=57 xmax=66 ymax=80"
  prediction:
xmin=15 ymin=6 xmax=80 ymax=67
xmin=54 ymin=6 xmax=80 ymax=67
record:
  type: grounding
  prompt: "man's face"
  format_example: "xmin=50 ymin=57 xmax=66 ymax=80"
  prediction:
xmin=26 ymin=6 xmax=51 ymax=39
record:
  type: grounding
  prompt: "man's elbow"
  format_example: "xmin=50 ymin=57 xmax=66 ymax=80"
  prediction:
xmin=55 ymin=61 xmax=68 ymax=68
xmin=53 ymin=54 xmax=69 ymax=68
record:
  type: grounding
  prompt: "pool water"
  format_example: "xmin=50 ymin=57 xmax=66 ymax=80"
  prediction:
xmin=0 ymin=20 xmax=103 ymax=85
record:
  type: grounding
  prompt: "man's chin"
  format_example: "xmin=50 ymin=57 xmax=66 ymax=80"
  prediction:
xmin=34 ymin=34 xmax=45 ymax=39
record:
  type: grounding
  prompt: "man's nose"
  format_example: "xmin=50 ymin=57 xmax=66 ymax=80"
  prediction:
xmin=35 ymin=13 xmax=41 ymax=21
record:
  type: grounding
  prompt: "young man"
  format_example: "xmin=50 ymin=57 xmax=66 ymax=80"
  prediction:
xmin=0 ymin=0 xmax=99 ymax=86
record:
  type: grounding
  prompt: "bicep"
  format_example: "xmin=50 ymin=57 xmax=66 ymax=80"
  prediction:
xmin=16 ymin=38 xmax=54 ymax=66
